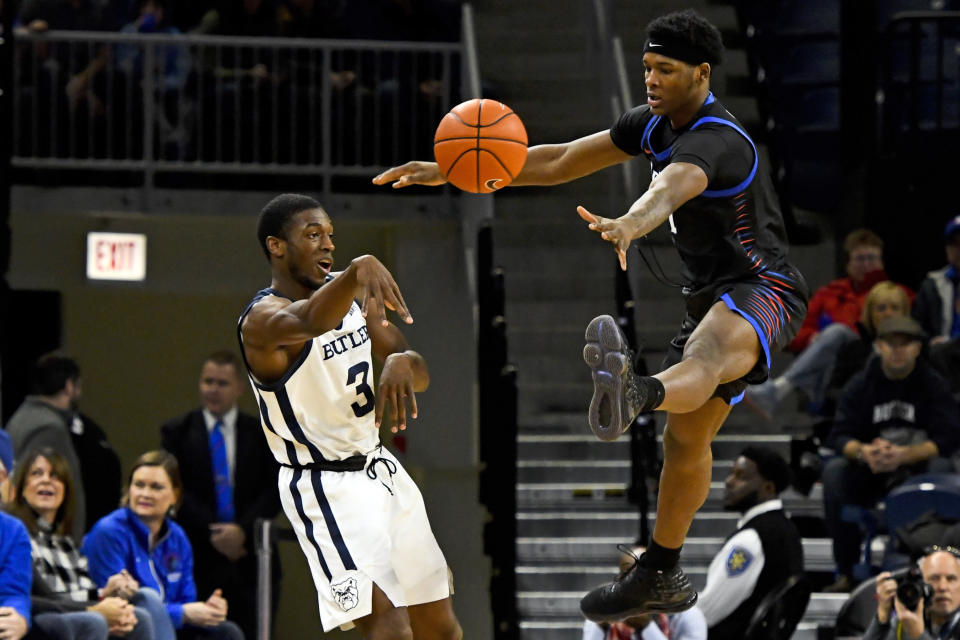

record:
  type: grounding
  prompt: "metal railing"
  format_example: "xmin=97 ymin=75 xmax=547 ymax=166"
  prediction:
xmin=12 ymin=27 xmax=463 ymax=198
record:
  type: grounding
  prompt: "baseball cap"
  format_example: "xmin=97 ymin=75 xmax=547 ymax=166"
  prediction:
xmin=877 ymin=316 xmax=926 ymax=341
xmin=0 ymin=430 xmax=13 ymax=474
xmin=945 ymin=215 xmax=960 ymax=241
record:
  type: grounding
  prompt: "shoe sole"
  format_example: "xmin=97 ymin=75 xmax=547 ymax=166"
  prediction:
xmin=581 ymin=591 xmax=699 ymax=622
xmin=583 ymin=314 xmax=631 ymax=442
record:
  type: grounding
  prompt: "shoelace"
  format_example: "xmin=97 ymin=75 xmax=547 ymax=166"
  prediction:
xmin=366 ymin=456 xmax=398 ymax=494
xmin=615 ymin=543 xmax=641 ymax=581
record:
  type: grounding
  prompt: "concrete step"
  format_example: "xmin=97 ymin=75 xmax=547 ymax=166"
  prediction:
xmin=517 ymin=432 xmax=793 ymax=460
xmin=516 ymin=564 xmax=710 ymax=592
xmin=517 ymin=510 xmax=740 ymax=537
xmin=516 ymin=481 xmax=825 ymax=515
xmin=517 ymin=459 xmax=733 ymax=484
xmin=516 ymin=535 xmax=840 ymax=570
xmin=516 ymin=590 xmax=845 ymax=623
xmin=503 ymin=273 xmax=616 ymax=302
xmin=521 ymin=615 xmax=829 ymax=640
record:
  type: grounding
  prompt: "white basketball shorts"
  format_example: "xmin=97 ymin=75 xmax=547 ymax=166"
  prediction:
xmin=278 ymin=446 xmax=452 ymax=631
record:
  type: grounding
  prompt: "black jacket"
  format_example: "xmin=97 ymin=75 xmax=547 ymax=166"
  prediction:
xmin=827 ymin=357 xmax=960 ymax=456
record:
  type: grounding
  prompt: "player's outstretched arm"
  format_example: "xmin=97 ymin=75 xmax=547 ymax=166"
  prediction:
xmin=368 ymin=320 xmax=429 ymax=432
xmin=372 ymin=131 xmax=632 ymax=189
xmin=246 ymin=255 xmax=411 ymax=347
xmin=510 ymin=131 xmax=633 ymax=187
xmin=578 ymin=162 xmax=708 ymax=270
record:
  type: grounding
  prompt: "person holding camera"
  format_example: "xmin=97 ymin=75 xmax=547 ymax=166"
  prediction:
xmin=866 ymin=548 xmax=960 ymax=639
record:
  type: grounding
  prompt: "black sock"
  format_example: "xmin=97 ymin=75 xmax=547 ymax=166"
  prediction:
xmin=642 ymin=540 xmax=681 ymax=571
xmin=638 ymin=376 xmax=666 ymax=412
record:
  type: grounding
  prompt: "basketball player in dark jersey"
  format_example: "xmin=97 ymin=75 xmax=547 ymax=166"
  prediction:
xmin=374 ymin=9 xmax=808 ymax=623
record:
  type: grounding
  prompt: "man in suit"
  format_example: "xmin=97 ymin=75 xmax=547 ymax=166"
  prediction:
xmin=161 ymin=350 xmax=282 ymax=640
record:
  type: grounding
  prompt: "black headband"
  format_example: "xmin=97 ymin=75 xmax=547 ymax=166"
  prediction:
xmin=643 ymin=36 xmax=712 ymax=66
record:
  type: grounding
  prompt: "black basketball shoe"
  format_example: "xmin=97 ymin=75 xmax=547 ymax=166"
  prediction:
xmin=583 ymin=314 xmax=644 ymax=441
xmin=580 ymin=551 xmax=698 ymax=622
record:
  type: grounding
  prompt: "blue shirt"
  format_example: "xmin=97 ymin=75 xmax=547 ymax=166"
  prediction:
xmin=0 ymin=512 xmax=33 ymax=624
xmin=82 ymin=507 xmax=196 ymax=628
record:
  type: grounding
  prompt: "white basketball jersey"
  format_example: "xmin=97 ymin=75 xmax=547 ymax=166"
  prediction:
xmin=238 ymin=287 xmax=379 ymax=464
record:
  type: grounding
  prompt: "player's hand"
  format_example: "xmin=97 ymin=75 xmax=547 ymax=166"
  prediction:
xmin=351 ymin=255 xmax=413 ymax=325
xmin=875 ymin=571 xmax=896 ymax=623
xmin=372 ymin=161 xmax=447 ymax=189
xmin=577 ymin=205 xmax=638 ymax=271
xmin=0 ymin=607 xmax=28 ymax=640
xmin=377 ymin=353 xmax=418 ymax=431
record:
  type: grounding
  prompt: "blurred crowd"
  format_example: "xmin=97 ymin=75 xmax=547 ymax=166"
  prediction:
xmin=12 ymin=0 xmax=463 ymax=165
xmin=0 ymin=351 xmax=279 ymax=640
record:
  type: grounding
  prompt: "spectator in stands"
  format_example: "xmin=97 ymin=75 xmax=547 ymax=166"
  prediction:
xmin=16 ymin=0 xmax=110 ymax=154
xmin=820 ymin=281 xmax=913 ymax=417
xmin=6 ymin=352 xmax=88 ymax=540
xmin=745 ymin=229 xmax=903 ymax=418
xmin=823 ymin=315 xmax=960 ymax=593
xmin=83 ymin=450 xmax=244 ymax=640
xmin=914 ymin=215 xmax=960 ymax=344
xmin=8 ymin=448 xmax=164 ymax=640
xmin=0 ymin=430 xmax=31 ymax=640
xmin=697 ymin=447 xmax=803 ymax=638
xmin=160 ymin=351 xmax=281 ymax=640
xmin=865 ymin=547 xmax=960 ymax=639
xmin=581 ymin=545 xmax=706 ymax=640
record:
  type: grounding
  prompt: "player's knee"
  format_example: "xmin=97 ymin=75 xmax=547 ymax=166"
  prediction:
xmin=370 ymin=622 xmax=414 ymax=640
xmin=435 ymin=618 xmax=463 ymax=640
xmin=663 ymin=424 xmax=711 ymax=460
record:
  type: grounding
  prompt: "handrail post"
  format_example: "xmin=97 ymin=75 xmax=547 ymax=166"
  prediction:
xmin=255 ymin=518 xmax=273 ymax=640
xmin=141 ymin=39 xmax=156 ymax=211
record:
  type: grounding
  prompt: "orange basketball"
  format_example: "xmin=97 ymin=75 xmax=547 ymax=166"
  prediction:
xmin=433 ymin=98 xmax=528 ymax=194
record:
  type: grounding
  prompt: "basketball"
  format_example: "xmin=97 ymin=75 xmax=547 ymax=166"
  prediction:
xmin=433 ymin=98 xmax=528 ymax=194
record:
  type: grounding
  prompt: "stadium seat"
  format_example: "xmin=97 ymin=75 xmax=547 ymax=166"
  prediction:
xmin=744 ymin=574 xmax=812 ymax=640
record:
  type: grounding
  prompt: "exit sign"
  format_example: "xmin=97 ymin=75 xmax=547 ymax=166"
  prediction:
xmin=86 ymin=232 xmax=147 ymax=281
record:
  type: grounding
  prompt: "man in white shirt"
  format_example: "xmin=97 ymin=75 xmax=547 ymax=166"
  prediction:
xmin=582 ymin=546 xmax=707 ymax=640
xmin=697 ymin=447 xmax=803 ymax=638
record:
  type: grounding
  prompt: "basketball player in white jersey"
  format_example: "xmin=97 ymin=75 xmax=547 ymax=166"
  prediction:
xmin=237 ymin=194 xmax=462 ymax=639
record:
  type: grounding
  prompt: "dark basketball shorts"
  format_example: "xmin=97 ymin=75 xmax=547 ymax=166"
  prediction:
xmin=661 ymin=264 xmax=809 ymax=405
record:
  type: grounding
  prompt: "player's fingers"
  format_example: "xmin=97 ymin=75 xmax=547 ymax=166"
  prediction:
xmin=407 ymin=382 xmax=418 ymax=419
xmin=359 ymin=285 xmax=370 ymax=317
xmin=372 ymin=164 xmax=409 ymax=185
xmin=577 ymin=205 xmax=598 ymax=224
xmin=374 ymin=389 xmax=386 ymax=427
xmin=388 ymin=386 xmax=401 ymax=432
xmin=371 ymin=282 xmax=389 ymax=327
xmin=389 ymin=280 xmax=413 ymax=324
xmin=617 ymin=246 xmax=627 ymax=271
xmin=395 ymin=389 xmax=407 ymax=432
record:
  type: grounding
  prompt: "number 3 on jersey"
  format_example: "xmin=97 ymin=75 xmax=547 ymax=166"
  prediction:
xmin=346 ymin=362 xmax=375 ymax=417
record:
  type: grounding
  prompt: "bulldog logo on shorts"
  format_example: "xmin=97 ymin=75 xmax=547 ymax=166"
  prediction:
xmin=330 ymin=577 xmax=359 ymax=612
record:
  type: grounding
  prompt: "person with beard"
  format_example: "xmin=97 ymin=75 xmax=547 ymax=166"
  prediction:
xmin=696 ymin=447 xmax=802 ymax=638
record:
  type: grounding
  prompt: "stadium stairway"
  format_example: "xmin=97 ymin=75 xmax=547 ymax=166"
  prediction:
xmin=472 ymin=1 xmax=841 ymax=638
